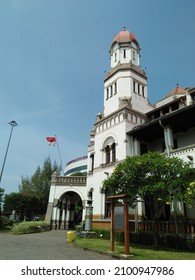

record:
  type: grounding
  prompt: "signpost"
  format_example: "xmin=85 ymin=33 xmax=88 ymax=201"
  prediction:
xmin=108 ymin=194 xmax=130 ymax=256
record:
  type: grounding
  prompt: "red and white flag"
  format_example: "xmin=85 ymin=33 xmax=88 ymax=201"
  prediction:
xmin=46 ymin=136 xmax=56 ymax=146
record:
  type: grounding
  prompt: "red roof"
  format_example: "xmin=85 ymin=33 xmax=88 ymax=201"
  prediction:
xmin=112 ymin=30 xmax=138 ymax=45
xmin=166 ymin=85 xmax=186 ymax=97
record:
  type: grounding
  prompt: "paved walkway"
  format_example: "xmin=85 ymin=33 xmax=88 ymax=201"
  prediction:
xmin=0 ymin=230 xmax=114 ymax=260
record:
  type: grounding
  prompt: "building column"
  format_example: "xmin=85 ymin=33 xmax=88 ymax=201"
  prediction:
xmin=65 ymin=201 xmax=71 ymax=229
xmin=61 ymin=208 xmax=66 ymax=230
xmin=52 ymin=206 xmax=57 ymax=229
xmin=129 ymin=135 xmax=134 ymax=156
xmin=100 ymin=187 xmax=105 ymax=219
xmin=163 ymin=125 xmax=174 ymax=155
xmin=133 ymin=137 xmax=141 ymax=155
xmin=55 ymin=207 xmax=60 ymax=230
xmin=69 ymin=205 xmax=75 ymax=228
xmin=61 ymin=200 xmax=66 ymax=230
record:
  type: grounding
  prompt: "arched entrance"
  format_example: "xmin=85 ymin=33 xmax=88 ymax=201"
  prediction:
xmin=54 ymin=191 xmax=83 ymax=230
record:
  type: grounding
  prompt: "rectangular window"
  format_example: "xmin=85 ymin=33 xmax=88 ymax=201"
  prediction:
xmin=142 ymin=86 xmax=145 ymax=97
xmin=133 ymin=81 xmax=136 ymax=92
xmin=133 ymin=50 xmax=136 ymax=60
xmin=123 ymin=49 xmax=126 ymax=58
xmin=138 ymin=84 xmax=140 ymax=95
xmin=105 ymin=146 xmax=110 ymax=164
xmin=106 ymin=88 xmax=109 ymax=100
xmin=162 ymin=107 xmax=169 ymax=115
xmin=90 ymin=154 xmax=94 ymax=172
xmin=114 ymin=82 xmax=117 ymax=94
xmin=115 ymin=52 xmax=117 ymax=62
xmin=110 ymin=85 xmax=113 ymax=97
xmin=171 ymin=103 xmax=179 ymax=111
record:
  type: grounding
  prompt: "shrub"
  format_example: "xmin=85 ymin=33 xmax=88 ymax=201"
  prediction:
xmin=0 ymin=217 xmax=14 ymax=230
xmin=92 ymin=228 xmax=110 ymax=239
xmin=12 ymin=221 xmax=50 ymax=235
xmin=92 ymin=228 xmax=124 ymax=243
xmin=92 ymin=228 xmax=195 ymax=251
xmin=131 ymin=231 xmax=195 ymax=251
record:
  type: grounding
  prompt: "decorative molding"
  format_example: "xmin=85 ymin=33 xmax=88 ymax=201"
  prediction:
xmin=54 ymin=176 xmax=87 ymax=186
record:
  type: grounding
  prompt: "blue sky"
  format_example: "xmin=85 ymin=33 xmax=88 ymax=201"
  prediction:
xmin=0 ymin=0 xmax=194 ymax=194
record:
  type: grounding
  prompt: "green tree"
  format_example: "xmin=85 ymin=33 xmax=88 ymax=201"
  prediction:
xmin=104 ymin=152 xmax=194 ymax=220
xmin=3 ymin=192 xmax=40 ymax=221
xmin=19 ymin=157 xmax=61 ymax=215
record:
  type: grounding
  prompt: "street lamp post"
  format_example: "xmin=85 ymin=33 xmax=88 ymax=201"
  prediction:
xmin=0 ymin=121 xmax=18 ymax=184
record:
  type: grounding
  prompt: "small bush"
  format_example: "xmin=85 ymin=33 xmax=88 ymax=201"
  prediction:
xmin=92 ymin=228 xmax=124 ymax=243
xmin=0 ymin=217 xmax=14 ymax=230
xmin=131 ymin=231 xmax=195 ymax=251
xmin=12 ymin=221 xmax=50 ymax=235
xmin=92 ymin=228 xmax=195 ymax=251
xmin=92 ymin=228 xmax=110 ymax=239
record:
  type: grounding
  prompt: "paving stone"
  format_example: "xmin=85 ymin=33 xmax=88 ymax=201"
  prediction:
xmin=0 ymin=230 xmax=114 ymax=260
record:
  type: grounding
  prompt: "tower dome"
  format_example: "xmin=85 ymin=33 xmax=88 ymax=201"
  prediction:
xmin=109 ymin=28 xmax=140 ymax=69
xmin=112 ymin=29 xmax=138 ymax=45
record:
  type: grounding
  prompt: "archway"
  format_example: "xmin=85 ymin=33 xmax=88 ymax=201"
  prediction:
xmin=56 ymin=191 xmax=83 ymax=230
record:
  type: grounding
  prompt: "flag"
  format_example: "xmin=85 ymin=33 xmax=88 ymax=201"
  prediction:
xmin=46 ymin=137 xmax=56 ymax=146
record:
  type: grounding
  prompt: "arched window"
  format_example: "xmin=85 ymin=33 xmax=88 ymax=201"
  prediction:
xmin=111 ymin=143 xmax=116 ymax=162
xmin=88 ymin=188 xmax=94 ymax=201
xmin=105 ymin=145 xmax=110 ymax=164
xmin=102 ymin=136 xmax=116 ymax=165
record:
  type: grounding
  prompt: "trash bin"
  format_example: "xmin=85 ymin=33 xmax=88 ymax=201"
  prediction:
xmin=67 ymin=231 xmax=74 ymax=243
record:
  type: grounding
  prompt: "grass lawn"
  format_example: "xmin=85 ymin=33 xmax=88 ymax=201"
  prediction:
xmin=74 ymin=237 xmax=195 ymax=260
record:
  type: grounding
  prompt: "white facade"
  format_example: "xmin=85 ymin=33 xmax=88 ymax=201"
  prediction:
xmin=46 ymin=29 xmax=195 ymax=228
xmin=87 ymin=29 xmax=154 ymax=221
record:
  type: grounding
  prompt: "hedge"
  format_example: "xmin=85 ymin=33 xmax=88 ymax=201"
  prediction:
xmin=12 ymin=221 xmax=50 ymax=235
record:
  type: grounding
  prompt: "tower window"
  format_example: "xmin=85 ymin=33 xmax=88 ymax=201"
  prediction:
xmin=142 ymin=86 xmax=145 ymax=97
xmin=110 ymin=85 xmax=113 ymax=97
xmin=138 ymin=84 xmax=140 ymax=95
xmin=106 ymin=88 xmax=109 ymax=100
xmin=133 ymin=50 xmax=136 ymax=60
xmin=114 ymin=82 xmax=117 ymax=94
xmin=133 ymin=81 xmax=136 ymax=92
xmin=123 ymin=49 xmax=126 ymax=58
xmin=114 ymin=52 xmax=117 ymax=62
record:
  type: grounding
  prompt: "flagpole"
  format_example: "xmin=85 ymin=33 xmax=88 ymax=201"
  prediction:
xmin=0 ymin=121 xmax=18 ymax=184
xmin=55 ymin=135 xmax=63 ymax=175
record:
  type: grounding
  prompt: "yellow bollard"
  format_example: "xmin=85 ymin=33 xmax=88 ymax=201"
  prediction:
xmin=67 ymin=231 xmax=74 ymax=243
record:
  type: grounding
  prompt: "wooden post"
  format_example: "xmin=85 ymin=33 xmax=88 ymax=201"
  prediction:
xmin=124 ymin=198 xmax=130 ymax=256
xmin=110 ymin=200 xmax=115 ymax=253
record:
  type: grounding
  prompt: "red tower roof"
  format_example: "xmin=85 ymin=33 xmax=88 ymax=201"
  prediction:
xmin=112 ymin=29 xmax=138 ymax=45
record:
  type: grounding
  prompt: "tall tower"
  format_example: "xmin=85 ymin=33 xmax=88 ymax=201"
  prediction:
xmin=104 ymin=28 xmax=152 ymax=116
xmin=86 ymin=29 xmax=153 ymax=222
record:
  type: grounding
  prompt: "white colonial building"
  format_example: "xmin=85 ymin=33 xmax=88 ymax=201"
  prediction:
xmin=45 ymin=29 xmax=195 ymax=229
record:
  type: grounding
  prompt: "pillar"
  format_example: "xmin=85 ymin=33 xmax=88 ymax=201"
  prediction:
xmin=134 ymin=137 xmax=140 ymax=155
xmin=164 ymin=125 xmax=174 ymax=154
xmin=65 ymin=201 xmax=71 ymax=229
xmin=85 ymin=206 xmax=93 ymax=231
